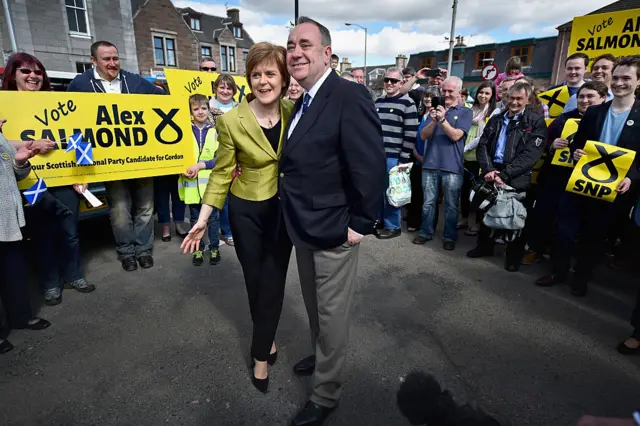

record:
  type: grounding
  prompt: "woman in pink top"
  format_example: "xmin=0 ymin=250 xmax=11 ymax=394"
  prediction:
xmin=494 ymin=56 xmax=525 ymax=99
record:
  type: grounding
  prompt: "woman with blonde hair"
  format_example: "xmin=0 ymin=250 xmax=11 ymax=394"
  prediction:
xmin=182 ymin=42 xmax=293 ymax=393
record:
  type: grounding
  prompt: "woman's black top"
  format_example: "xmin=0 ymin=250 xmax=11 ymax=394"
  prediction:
xmin=261 ymin=120 xmax=281 ymax=154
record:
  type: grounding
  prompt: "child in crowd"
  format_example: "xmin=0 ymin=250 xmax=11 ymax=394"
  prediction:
xmin=494 ymin=56 xmax=525 ymax=99
xmin=178 ymin=94 xmax=221 ymax=266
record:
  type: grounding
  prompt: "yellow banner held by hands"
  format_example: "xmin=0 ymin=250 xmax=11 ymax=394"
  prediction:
xmin=566 ymin=140 xmax=636 ymax=202
xmin=0 ymin=91 xmax=195 ymax=188
xmin=551 ymin=119 xmax=580 ymax=168
xmin=538 ymin=86 xmax=570 ymax=118
xmin=164 ymin=69 xmax=251 ymax=103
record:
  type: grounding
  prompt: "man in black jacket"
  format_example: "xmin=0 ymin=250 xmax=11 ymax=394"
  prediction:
xmin=282 ymin=17 xmax=386 ymax=426
xmin=467 ymin=82 xmax=547 ymax=271
xmin=68 ymin=41 xmax=163 ymax=272
xmin=535 ymin=55 xmax=640 ymax=296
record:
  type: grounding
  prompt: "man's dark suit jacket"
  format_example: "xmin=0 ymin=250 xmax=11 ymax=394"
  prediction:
xmin=278 ymin=71 xmax=386 ymax=250
xmin=571 ymin=100 xmax=640 ymax=185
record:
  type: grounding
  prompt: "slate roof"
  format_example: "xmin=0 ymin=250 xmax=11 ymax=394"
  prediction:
xmin=557 ymin=0 xmax=640 ymax=30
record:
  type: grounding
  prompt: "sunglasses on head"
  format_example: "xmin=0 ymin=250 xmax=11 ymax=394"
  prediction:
xmin=18 ymin=68 xmax=43 ymax=76
xmin=384 ymin=77 xmax=400 ymax=84
xmin=200 ymin=67 xmax=217 ymax=72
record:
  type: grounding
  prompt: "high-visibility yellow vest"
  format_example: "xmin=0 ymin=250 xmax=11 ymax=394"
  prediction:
xmin=178 ymin=125 xmax=219 ymax=204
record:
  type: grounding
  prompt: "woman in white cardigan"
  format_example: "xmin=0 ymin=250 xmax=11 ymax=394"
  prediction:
xmin=0 ymin=132 xmax=50 ymax=354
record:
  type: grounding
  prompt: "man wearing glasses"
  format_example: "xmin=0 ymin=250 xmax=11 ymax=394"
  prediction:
xmin=199 ymin=57 xmax=217 ymax=72
xmin=374 ymin=67 xmax=418 ymax=239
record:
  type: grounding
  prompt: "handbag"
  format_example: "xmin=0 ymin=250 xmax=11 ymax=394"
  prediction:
xmin=386 ymin=163 xmax=413 ymax=208
xmin=482 ymin=186 xmax=527 ymax=232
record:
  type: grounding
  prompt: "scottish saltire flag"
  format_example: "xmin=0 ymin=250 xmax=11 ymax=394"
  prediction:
xmin=23 ymin=178 xmax=47 ymax=205
xmin=65 ymin=132 xmax=83 ymax=153
xmin=75 ymin=142 xmax=94 ymax=165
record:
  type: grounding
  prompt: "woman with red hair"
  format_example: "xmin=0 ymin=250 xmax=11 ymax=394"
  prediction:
xmin=2 ymin=52 xmax=95 ymax=306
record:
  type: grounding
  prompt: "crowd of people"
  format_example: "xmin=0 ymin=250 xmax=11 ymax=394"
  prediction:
xmin=0 ymin=15 xmax=639 ymax=426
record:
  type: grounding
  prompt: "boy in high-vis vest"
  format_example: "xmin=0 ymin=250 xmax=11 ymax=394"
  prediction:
xmin=178 ymin=94 xmax=221 ymax=266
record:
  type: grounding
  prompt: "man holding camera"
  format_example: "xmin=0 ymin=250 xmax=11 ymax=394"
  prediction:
xmin=413 ymin=76 xmax=472 ymax=250
xmin=467 ymin=82 xmax=547 ymax=271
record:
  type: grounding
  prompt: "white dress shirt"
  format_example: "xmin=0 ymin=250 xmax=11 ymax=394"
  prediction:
xmin=288 ymin=68 xmax=332 ymax=138
xmin=93 ymin=69 xmax=122 ymax=94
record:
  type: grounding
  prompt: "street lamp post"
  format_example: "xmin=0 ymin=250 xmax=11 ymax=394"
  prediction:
xmin=345 ymin=22 xmax=367 ymax=86
xmin=447 ymin=0 xmax=458 ymax=76
xmin=294 ymin=0 xmax=299 ymax=22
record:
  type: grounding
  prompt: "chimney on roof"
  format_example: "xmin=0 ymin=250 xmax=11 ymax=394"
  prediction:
xmin=395 ymin=54 xmax=408 ymax=69
xmin=340 ymin=57 xmax=352 ymax=72
xmin=227 ymin=8 xmax=240 ymax=23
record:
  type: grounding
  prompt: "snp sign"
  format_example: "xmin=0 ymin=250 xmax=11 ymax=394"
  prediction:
xmin=551 ymin=119 xmax=580 ymax=168
xmin=566 ymin=140 xmax=636 ymax=202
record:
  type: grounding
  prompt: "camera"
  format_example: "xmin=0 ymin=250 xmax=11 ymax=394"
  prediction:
xmin=426 ymin=68 xmax=442 ymax=77
xmin=431 ymin=96 xmax=445 ymax=109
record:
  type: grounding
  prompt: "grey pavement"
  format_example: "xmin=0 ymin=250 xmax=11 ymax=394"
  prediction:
xmin=1 ymin=217 xmax=639 ymax=426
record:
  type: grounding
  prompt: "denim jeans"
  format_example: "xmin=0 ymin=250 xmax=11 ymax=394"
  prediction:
xmin=220 ymin=194 xmax=232 ymax=238
xmin=189 ymin=204 xmax=220 ymax=251
xmin=24 ymin=186 xmax=83 ymax=290
xmin=420 ymin=169 xmax=463 ymax=241
xmin=154 ymin=175 xmax=185 ymax=224
xmin=106 ymin=178 xmax=154 ymax=260
xmin=378 ymin=157 xmax=401 ymax=230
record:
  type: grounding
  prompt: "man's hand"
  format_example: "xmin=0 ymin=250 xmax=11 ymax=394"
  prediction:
xmin=73 ymin=183 xmax=87 ymax=194
xmin=434 ymin=105 xmax=446 ymax=123
xmin=32 ymin=139 xmax=55 ymax=155
xmin=574 ymin=149 xmax=587 ymax=162
xmin=416 ymin=68 xmax=429 ymax=79
xmin=428 ymin=107 xmax=437 ymax=122
xmin=347 ymin=227 xmax=363 ymax=245
xmin=552 ymin=138 xmax=568 ymax=150
xmin=484 ymin=170 xmax=503 ymax=185
xmin=616 ymin=177 xmax=631 ymax=194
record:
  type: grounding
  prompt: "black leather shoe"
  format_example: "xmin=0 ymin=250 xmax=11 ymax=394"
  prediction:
xmin=161 ymin=235 xmax=171 ymax=242
xmin=535 ymin=274 xmax=565 ymax=287
xmin=291 ymin=401 xmax=335 ymax=426
xmin=466 ymin=247 xmax=492 ymax=258
xmin=617 ymin=338 xmax=640 ymax=355
xmin=571 ymin=278 xmax=588 ymax=297
xmin=138 ymin=255 xmax=154 ymax=269
xmin=505 ymin=263 xmax=519 ymax=272
xmin=268 ymin=351 xmax=278 ymax=366
xmin=121 ymin=257 xmax=138 ymax=272
xmin=250 ymin=360 xmax=269 ymax=393
xmin=412 ymin=235 xmax=432 ymax=245
xmin=442 ymin=241 xmax=456 ymax=251
xmin=15 ymin=318 xmax=51 ymax=331
xmin=376 ymin=229 xmax=401 ymax=239
xmin=0 ymin=339 xmax=14 ymax=354
xmin=293 ymin=355 xmax=316 ymax=376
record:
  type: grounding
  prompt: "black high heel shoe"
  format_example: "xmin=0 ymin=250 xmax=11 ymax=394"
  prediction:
xmin=250 ymin=360 xmax=269 ymax=393
xmin=267 ymin=351 xmax=277 ymax=366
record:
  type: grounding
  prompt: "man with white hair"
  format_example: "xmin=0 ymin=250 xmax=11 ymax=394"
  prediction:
xmin=414 ymin=76 xmax=472 ymax=250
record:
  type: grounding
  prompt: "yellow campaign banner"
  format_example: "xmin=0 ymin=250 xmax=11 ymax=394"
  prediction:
xmin=164 ymin=69 xmax=251 ymax=103
xmin=551 ymin=119 xmax=580 ymax=168
xmin=569 ymin=9 xmax=640 ymax=63
xmin=545 ymin=118 xmax=555 ymax=127
xmin=566 ymin=140 xmax=636 ymax=202
xmin=538 ymin=86 xmax=570 ymax=118
xmin=0 ymin=91 xmax=195 ymax=188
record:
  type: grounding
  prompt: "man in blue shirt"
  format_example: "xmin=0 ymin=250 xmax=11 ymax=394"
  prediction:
xmin=413 ymin=76 xmax=472 ymax=250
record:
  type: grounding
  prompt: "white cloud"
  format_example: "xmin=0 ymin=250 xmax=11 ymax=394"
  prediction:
xmin=173 ymin=0 xmax=613 ymax=63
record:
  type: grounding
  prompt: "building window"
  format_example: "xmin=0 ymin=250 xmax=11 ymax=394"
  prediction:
xmin=475 ymin=50 xmax=495 ymax=69
xmin=221 ymin=46 xmax=227 ymax=72
xmin=418 ymin=57 xmax=434 ymax=69
xmin=201 ymin=46 xmax=212 ymax=59
xmin=190 ymin=17 xmax=201 ymax=31
xmin=243 ymin=50 xmax=248 ymax=66
xmin=445 ymin=53 xmax=464 ymax=62
xmin=65 ymin=0 xmax=89 ymax=35
xmin=228 ymin=46 xmax=236 ymax=72
xmin=154 ymin=36 xmax=177 ymax=67
xmin=221 ymin=46 xmax=236 ymax=73
xmin=233 ymin=27 xmax=242 ymax=38
xmin=75 ymin=62 xmax=92 ymax=73
xmin=511 ymin=46 xmax=532 ymax=66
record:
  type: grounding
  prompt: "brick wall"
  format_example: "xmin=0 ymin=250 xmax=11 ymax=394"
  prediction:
xmin=133 ymin=0 xmax=199 ymax=75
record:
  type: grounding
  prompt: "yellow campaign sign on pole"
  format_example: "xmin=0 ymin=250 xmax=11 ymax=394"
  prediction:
xmin=566 ymin=140 xmax=636 ymax=202
xmin=164 ymin=69 xmax=251 ymax=103
xmin=538 ymin=86 xmax=570 ymax=118
xmin=569 ymin=9 xmax=640 ymax=63
xmin=0 ymin=91 xmax=195 ymax=188
xmin=551 ymin=119 xmax=580 ymax=168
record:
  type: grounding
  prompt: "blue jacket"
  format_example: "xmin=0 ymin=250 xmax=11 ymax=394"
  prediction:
xmin=67 ymin=69 xmax=163 ymax=95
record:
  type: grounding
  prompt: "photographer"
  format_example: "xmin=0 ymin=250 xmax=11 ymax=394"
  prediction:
xmin=466 ymin=82 xmax=547 ymax=271
xmin=401 ymin=67 xmax=446 ymax=97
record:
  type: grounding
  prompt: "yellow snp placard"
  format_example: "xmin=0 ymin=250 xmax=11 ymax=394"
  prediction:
xmin=538 ymin=86 xmax=570 ymax=118
xmin=566 ymin=140 xmax=636 ymax=202
xmin=551 ymin=119 xmax=580 ymax=168
xmin=545 ymin=118 xmax=555 ymax=127
xmin=164 ymin=69 xmax=251 ymax=103
xmin=569 ymin=9 xmax=640 ymax=63
xmin=0 ymin=91 xmax=195 ymax=188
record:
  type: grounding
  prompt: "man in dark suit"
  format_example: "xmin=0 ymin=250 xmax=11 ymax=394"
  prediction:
xmin=535 ymin=55 xmax=640 ymax=297
xmin=279 ymin=16 xmax=386 ymax=426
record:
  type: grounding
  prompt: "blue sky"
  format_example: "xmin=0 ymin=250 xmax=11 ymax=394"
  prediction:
xmin=174 ymin=0 xmax=613 ymax=67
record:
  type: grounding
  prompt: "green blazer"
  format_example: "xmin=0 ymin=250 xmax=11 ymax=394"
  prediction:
xmin=202 ymin=98 xmax=294 ymax=209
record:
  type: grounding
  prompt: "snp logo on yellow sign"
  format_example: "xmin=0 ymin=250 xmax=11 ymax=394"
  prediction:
xmin=0 ymin=91 xmax=195 ymax=188
xmin=566 ymin=140 xmax=636 ymax=202
xmin=551 ymin=119 xmax=580 ymax=168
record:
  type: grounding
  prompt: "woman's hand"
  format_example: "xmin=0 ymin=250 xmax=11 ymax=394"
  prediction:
xmin=616 ymin=177 xmax=631 ymax=194
xmin=180 ymin=220 xmax=207 ymax=254
xmin=14 ymin=141 xmax=35 ymax=165
xmin=574 ymin=149 xmax=587 ymax=162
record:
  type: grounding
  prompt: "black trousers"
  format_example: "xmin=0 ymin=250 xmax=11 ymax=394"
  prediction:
xmin=631 ymin=285 xmax=640 ymax=338
xmin=229 ymin=193 xmax=292 ymax=361
xmin=0 ymin=241 xmax=34 ymax=338
xmin=406 ymin=163 xmax=423 ymax=229
xmin=460 ymin=160 xmax=480 ymax=220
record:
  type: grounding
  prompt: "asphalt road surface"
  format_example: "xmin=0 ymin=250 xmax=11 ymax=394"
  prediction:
xmin=1 ymin=217 xmax=639 ymax=426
